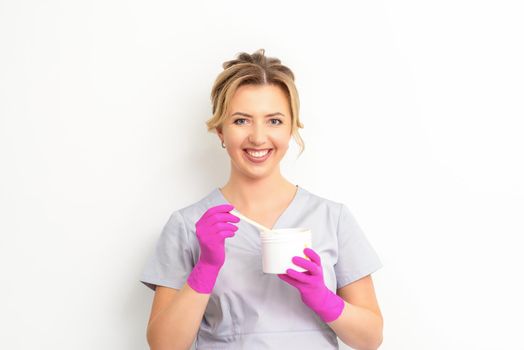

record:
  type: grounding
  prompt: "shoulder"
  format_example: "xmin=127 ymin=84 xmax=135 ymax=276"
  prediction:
xmin=299 ymin=187 xmax=365 ymax=235
xmin=299 ymin=187 xmax=347 ymax=220
xmin=171 ymin=187 xmax=224 ymax=225
xmin=302 ymin=188 xmax=345 ymax=213
xmin=158 ymin=188 xmax=221 ymax=241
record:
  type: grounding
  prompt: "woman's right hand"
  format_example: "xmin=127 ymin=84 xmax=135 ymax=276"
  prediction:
xmin=195 ymin=204 xmax=240 ymax=268
xmin=187 ymin=204 xmax=240 ymax=294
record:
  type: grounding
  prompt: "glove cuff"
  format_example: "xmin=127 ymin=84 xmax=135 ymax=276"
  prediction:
xmin=186 ymin=261 xmax=221 ymax=294
xmin=315 ymin=289 xmax=345 ymax=323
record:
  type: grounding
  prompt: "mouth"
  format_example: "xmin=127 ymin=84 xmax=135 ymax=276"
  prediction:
xmin=243 ymin=148 xmax=273 ymax=163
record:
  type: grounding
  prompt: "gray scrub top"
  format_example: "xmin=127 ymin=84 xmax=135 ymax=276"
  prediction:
xmin=140 ymin=185 xmax=383 ymax=349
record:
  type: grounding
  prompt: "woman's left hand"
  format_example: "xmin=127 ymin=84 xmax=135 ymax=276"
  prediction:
xmin=277 ymin=247 xmax=345 ymax=323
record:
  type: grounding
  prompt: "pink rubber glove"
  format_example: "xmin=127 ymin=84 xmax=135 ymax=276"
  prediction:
xmin=187 ymin=204 xmax=239 ymax=294
xmin=278 ymin=247 xmax=345 ymax=322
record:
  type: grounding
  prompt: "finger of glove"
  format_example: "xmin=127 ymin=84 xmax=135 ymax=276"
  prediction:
xmin=277 ymin=273 xmax=303 ymax=288
xmin=219 ymin=230 xmax=235 ymax=239
xmin=286 ymin=268 xmax=313 ymax=284
xmin=197 ymin=223 xmax=238 ymax=242
xmin=211 ymin=222 xmax=238 ymax=233
xmin=203 ymin=212 xmax=240 ymax=226
xmin=304 ymin=248 xmax=322 ymax=265
xmin=292 ymin=256 xmax=321 ymax=275
xmin=202 ymin=204 xmax=235 ymax=220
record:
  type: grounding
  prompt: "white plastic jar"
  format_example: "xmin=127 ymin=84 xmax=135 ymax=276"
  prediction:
xmin=260 ymin=228 xmax=312 ymax=274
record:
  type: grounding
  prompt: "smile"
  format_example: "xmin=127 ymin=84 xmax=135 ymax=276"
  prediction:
xmin=243 ymin=149 xmax=273 ymax=163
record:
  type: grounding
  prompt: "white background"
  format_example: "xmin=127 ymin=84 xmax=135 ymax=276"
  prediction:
xmin=1 ymin=1 xmax=523 ymax=349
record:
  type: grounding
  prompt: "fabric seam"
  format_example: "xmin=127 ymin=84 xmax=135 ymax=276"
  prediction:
xmin=200 ymin=327 xmax=335 ymax=338
xmin=176 ymin=210 xmax=195 ymax=264
xmin=335 ymin=202 xmax=344 ymax=264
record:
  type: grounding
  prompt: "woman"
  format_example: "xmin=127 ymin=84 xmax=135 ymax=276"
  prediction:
xmin=140 ymin=49 xmax=384 ymax=349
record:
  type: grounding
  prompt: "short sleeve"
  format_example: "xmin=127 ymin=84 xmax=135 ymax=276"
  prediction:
xmin=334 ymin=203 xmax=383 ymax=288
xmin=140 ymin=210 xmax=195 ymax=291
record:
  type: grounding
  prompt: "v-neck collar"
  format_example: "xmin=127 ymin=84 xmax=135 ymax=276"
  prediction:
xmin=213 ymin=185 xmax=303 ymax=231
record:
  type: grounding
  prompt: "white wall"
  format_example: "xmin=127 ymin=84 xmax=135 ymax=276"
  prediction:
xmin=1 ymin=1 xmax=523 ymax=349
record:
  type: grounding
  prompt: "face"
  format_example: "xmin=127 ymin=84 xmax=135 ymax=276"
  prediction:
xmin=217 ymin=84 xmax=293 ymax=180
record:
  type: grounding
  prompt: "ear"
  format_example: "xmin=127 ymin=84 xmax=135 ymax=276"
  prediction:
xmin=215 ymin=126 xmax=224 ymax=145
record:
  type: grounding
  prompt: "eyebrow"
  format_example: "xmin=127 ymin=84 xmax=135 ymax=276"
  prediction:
xmin=230 ymin=112 xmax=285 ymax=118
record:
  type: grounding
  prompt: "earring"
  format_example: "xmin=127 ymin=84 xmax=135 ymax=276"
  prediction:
xmin=221 ymin=141 xmax=226 ymax=148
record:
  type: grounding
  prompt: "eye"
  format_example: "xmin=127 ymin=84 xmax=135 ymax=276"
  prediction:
xmin=233 ymin=118 xmax=247 ymax=125
xmin=233 ymin=118 xmax=283 ymax=126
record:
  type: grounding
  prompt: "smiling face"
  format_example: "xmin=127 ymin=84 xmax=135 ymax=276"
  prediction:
xmin=217 ymin=84 xmax=293 ymax=180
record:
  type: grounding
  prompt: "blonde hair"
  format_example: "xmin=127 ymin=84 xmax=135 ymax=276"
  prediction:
xmin=206 ymin=49 xmax=305 ymax=158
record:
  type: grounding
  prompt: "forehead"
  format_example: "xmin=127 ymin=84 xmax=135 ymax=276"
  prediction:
xmin=229 ymin=84 xmax=290 ymax=113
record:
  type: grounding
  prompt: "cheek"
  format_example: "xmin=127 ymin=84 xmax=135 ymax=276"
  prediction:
xmin=276 ymin=142 xmax=289 ymax=152
xmin=225 ymin=134 xmax=245 ymax=147
xmin=274 ymin=134 xmax=292 ymax=149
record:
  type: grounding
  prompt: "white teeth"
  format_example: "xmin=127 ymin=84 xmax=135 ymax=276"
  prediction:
xmin=246 ymin=150 xmax=269 ymax=157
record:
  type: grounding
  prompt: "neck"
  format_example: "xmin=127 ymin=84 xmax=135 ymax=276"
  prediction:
xmin=220 ymin=170 xmax=295 ymax=211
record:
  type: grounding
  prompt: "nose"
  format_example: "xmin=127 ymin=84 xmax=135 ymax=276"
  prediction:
xmin=247 ymin=121 xmax=269 ymax=146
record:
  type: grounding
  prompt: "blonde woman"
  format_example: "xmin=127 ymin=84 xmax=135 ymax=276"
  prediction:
xmin=140 ymin=49 xmax=384 ymax=349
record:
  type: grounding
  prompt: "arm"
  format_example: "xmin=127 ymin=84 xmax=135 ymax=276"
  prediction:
xmin=278 ymin=249 xmax=383 ymax=350
xmin=146 ymin=204 xmax=240 ymax=350
xmin=146 ymin=284 xmax=210 ymax=350
xmin=327 ymin=275 xmax=383 ymax=350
